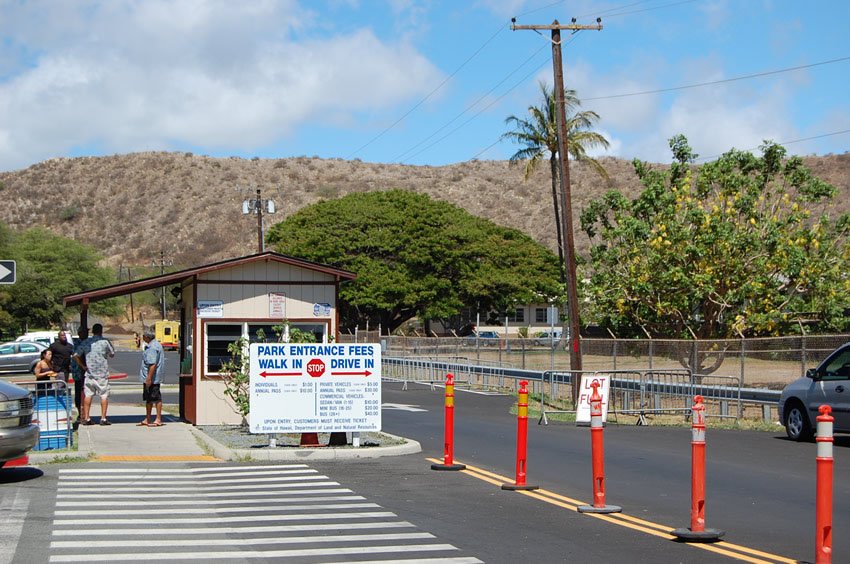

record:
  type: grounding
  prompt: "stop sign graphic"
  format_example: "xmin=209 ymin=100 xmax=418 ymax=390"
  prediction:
xmin=306 ymin=358 xmax=325 ymax=378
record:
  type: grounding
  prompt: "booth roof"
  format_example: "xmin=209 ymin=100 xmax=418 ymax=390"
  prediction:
xmin=62 ymin=251 xmax=356 ymax=306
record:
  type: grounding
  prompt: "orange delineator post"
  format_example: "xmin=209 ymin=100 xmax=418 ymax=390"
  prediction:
xmin=816 ymin=404 xmax=834 ymax=564
xmin=672 ymin=395 xmax=724 ymax=541
xmin=578 ymin=380 xmax=621 ymax=513
xmin=431 ymin=373 xmax=466 ymax=471
xmin=502 ymin=380 xmax=538 ymax=491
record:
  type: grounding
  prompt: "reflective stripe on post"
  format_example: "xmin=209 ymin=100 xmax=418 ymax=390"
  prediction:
xmin=672 ymin=395 xmax=724 ymax=542
xmin=503 ymin=380 xmax=539 ymax=491
xmin=431 ymin=373 xmax=466 ymax=471
xmin=578 ymin=380 xmax=621 ymax=514
xmin=816 ymin=404 xmax=833 ymax=564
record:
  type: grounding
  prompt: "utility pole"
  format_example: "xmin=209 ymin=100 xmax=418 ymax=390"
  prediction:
xmin=512 ymin=17 xmax=602 ymax=399
xmin=242 ymin=188 xmax=277 ymax=253
xmin=255 ymin=189 xmax=263 ymax=252
xmin=151 ymin=250 xmax=173 ymax=320
xmin=118 ymin=265 xmax=135 ymax=323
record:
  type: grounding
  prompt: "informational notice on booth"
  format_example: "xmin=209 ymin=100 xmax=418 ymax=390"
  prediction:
xmin=248 ymin=343 xmax=381 ymax=434
xmin=575 ymin=374 xmax=612 ymax=424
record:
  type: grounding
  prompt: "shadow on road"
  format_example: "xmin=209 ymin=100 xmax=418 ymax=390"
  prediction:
xmin=0 ymin=466 xmax=44 ymax=483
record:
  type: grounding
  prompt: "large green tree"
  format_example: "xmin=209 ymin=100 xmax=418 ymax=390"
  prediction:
xmin=266 ymin=190 xmax=562 ymax=332
xmin=0 ymin=225 xmax=120 ymax=336
xmin=581 ymin=136 xmax=850 ymax=347
xmin=503 ymin=81 xmax=610 ymax=271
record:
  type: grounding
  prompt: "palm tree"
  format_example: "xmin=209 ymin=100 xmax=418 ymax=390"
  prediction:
xmin=502 ymin=82 xmax=610 ymax=277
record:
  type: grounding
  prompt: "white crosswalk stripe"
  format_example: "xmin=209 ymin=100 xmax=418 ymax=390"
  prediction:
xmin=50 ymin=464 xmax=482 ymax=563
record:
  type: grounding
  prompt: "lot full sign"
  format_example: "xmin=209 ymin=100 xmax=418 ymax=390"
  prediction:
xmin=248 ymin=343 xmax=381 ymax=434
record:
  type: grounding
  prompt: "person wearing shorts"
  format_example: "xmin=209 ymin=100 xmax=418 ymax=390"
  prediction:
xmin=74 ymin=323 xmax=115 ymax=426
xmin=138 ymin=328 xmax=165 ymax=427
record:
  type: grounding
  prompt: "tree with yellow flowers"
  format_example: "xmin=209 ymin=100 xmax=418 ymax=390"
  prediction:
xmin=580 ymin=135 xmax=849 ymax=371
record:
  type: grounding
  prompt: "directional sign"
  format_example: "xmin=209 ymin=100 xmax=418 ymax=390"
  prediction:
xmin=0 ymin=260 xmax=15 ymax=284
xmin=248 ymin=343 xmax=381 ymax=434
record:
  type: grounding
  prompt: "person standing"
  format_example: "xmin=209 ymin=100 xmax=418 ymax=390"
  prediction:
xmin=71 ymin=327 xmax=90 ymax=424
xmin=73 ymin=323 xmax=114 ymax=426
xmin=138 ymin=328 xmax=165 ymax=427
xmin=34 ymin=349 xmax=57 ymax=396
xmin=49 ymin=331 xmax=74 ymax=384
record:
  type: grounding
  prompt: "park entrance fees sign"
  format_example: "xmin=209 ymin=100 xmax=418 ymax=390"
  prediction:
xmin=248 ymin=343 xmax=381 ymax=434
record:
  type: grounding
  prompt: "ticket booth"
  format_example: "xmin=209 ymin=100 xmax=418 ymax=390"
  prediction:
xmin=63 ymin=251 xmax=356 ymax=425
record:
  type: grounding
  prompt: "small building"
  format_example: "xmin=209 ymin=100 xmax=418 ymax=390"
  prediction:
xmin=63 ymin=252 xmax=356 ymax=425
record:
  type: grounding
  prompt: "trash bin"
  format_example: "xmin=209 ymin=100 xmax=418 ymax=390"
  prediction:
xmin=32 ymin=389 xmax=70 ymax=450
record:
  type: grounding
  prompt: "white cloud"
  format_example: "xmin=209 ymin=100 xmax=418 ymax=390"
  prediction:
xmin=0 ymin=0 xmax=444 ymax=170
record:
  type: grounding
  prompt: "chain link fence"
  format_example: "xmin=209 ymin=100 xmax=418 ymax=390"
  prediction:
xmin=342 ymin=333 xmax=850 ymax=389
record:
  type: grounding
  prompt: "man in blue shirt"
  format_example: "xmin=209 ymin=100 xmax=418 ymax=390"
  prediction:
xmin=138 ymin=328 xmax=165 ymax=427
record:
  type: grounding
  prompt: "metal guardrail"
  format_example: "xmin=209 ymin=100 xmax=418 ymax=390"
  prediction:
xmin=14 ymin=379 xmax=74 ymax=450
xmin=382 ymin=357 xmax=782 ymax=423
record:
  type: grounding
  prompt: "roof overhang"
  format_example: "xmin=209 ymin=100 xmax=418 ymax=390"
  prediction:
xmin=63 ymin=251 xmax=357 ymax=307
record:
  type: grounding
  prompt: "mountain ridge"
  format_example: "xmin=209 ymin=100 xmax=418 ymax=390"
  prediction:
xmin=2 ymin=151 xmax=848 ymax=269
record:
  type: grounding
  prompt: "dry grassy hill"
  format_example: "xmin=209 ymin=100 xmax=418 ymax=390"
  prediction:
xmin=1 ymin=151 xmax=848 ymax=269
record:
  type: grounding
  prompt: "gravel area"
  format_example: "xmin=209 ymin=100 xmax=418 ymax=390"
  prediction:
xmin=197 ymin=426 xmax=406 ymax=449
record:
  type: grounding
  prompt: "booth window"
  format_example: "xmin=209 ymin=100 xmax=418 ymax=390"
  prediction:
xmin=206 ymin=324 xmax=242 ymax=373
xmin=205 ymin=321 xmax=328 ymax=375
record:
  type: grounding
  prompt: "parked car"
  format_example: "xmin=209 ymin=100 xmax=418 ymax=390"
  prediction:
xmin=0 ymin=341 xmax=47 ymax=374
xmin=15 ymin=330 xmax=74 ymax=347
xmin=779 ymin=342 xmax=850 ymax=441
xmin=533 ymin=330 xmax=563 ymax=347
xmin=0 ymin=379 xmax=39 ymax=467
xmin=464 ymin=330 xmax=502 ymax=346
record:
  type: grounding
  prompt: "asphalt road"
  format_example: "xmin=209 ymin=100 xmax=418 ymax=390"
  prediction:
xmin=3 ymin=358 xmax=847 ymax=562
xmin=378 ymin=380 xmax=850 ymax=562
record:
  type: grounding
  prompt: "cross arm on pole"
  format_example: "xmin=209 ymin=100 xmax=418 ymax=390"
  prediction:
xmin=511 ymin=21 xmax=602 ymax=32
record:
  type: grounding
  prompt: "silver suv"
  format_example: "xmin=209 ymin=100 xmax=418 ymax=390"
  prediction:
xmin=779 ymin=342 xmax=850 ymax=441
xmin=0 ymin=380 xmax=39 ymax=466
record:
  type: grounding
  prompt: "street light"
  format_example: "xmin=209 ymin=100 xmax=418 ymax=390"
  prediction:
xmin=242 ymin=188 xmax=277 ymax=253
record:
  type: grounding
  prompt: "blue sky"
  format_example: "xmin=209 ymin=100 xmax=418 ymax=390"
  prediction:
xmin=0 ymin=0 xmax=848 ymax=172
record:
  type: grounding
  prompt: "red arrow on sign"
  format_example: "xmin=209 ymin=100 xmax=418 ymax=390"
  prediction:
xmin=260 ymin=371 xmax=301 ymax=378
xmin=330 ymin=370 xmax=372 ymax=377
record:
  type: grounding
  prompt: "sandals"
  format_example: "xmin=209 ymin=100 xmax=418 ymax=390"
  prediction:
xmin=149 ymin=422 xmax=164 ymax=427
xmin=136 ymin=421 xmax=149 ymax=427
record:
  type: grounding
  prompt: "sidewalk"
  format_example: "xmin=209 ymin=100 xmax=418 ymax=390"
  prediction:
xmin=27 ymin=401 xmax=420 ymax=464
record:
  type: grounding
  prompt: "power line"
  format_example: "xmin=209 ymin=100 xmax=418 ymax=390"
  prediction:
xmin=589 ymin=0 xmax=699 ymax=20
xmin=696 ymin=129 xmax=850 ymax=163
xmin=515 ymin=0 xmax=694 ymax=21
xmin=393 ymin=42 xmax=551 ymax=162
xmin=584 ymin=56 xmax=850 ymax=101
xmin=345 ymin=23 xmax=508 ymax=160
xmin=405 ymin=55 xmax=553 ymax=162
xmin=404 ymin=27 xmax=584 ymax=163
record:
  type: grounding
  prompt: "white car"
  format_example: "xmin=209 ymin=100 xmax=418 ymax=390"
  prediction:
xmin=15 ymin=331 xmax=74 ymax=347
xmin=779 ymin=342 xmax=850 ymax=441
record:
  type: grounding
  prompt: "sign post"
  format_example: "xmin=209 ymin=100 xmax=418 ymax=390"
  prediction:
xmin=0 ymin=260 xmax=15 ymax=284
xmin=248 ymin=343 xmax=381 ymax=434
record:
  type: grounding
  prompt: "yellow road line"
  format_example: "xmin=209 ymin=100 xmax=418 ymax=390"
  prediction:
xmin=426 ymin=457 xmax=795 ymax=564
xmin=95 ymin=455 xmax=220 ymax=462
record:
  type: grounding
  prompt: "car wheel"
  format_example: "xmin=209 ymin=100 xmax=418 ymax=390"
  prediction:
xmin=784 ymin=401 xmax=813 ymax=442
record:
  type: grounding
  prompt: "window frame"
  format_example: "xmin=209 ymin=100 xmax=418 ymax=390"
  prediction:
xmin=201 ymin=319 xmax=331 ymax=377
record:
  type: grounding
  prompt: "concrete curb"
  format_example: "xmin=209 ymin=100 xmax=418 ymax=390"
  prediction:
xmin=188 ymin=427 xmax=421 ymax=462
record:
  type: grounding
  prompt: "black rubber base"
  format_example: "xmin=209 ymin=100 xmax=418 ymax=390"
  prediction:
xmin=578 ymin=504 xmax=622 ymax=514
xmin=670 ymin=527 xmax=725 ymax=542
xmin=501 ymin=483 xmax=540 ymax=491
xmin=431 ymin=463 xmax=467 ymax=471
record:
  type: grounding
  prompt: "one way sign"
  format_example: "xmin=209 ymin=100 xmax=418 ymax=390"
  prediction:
xmin=0 ymin=260 xmax=16 ymax=284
